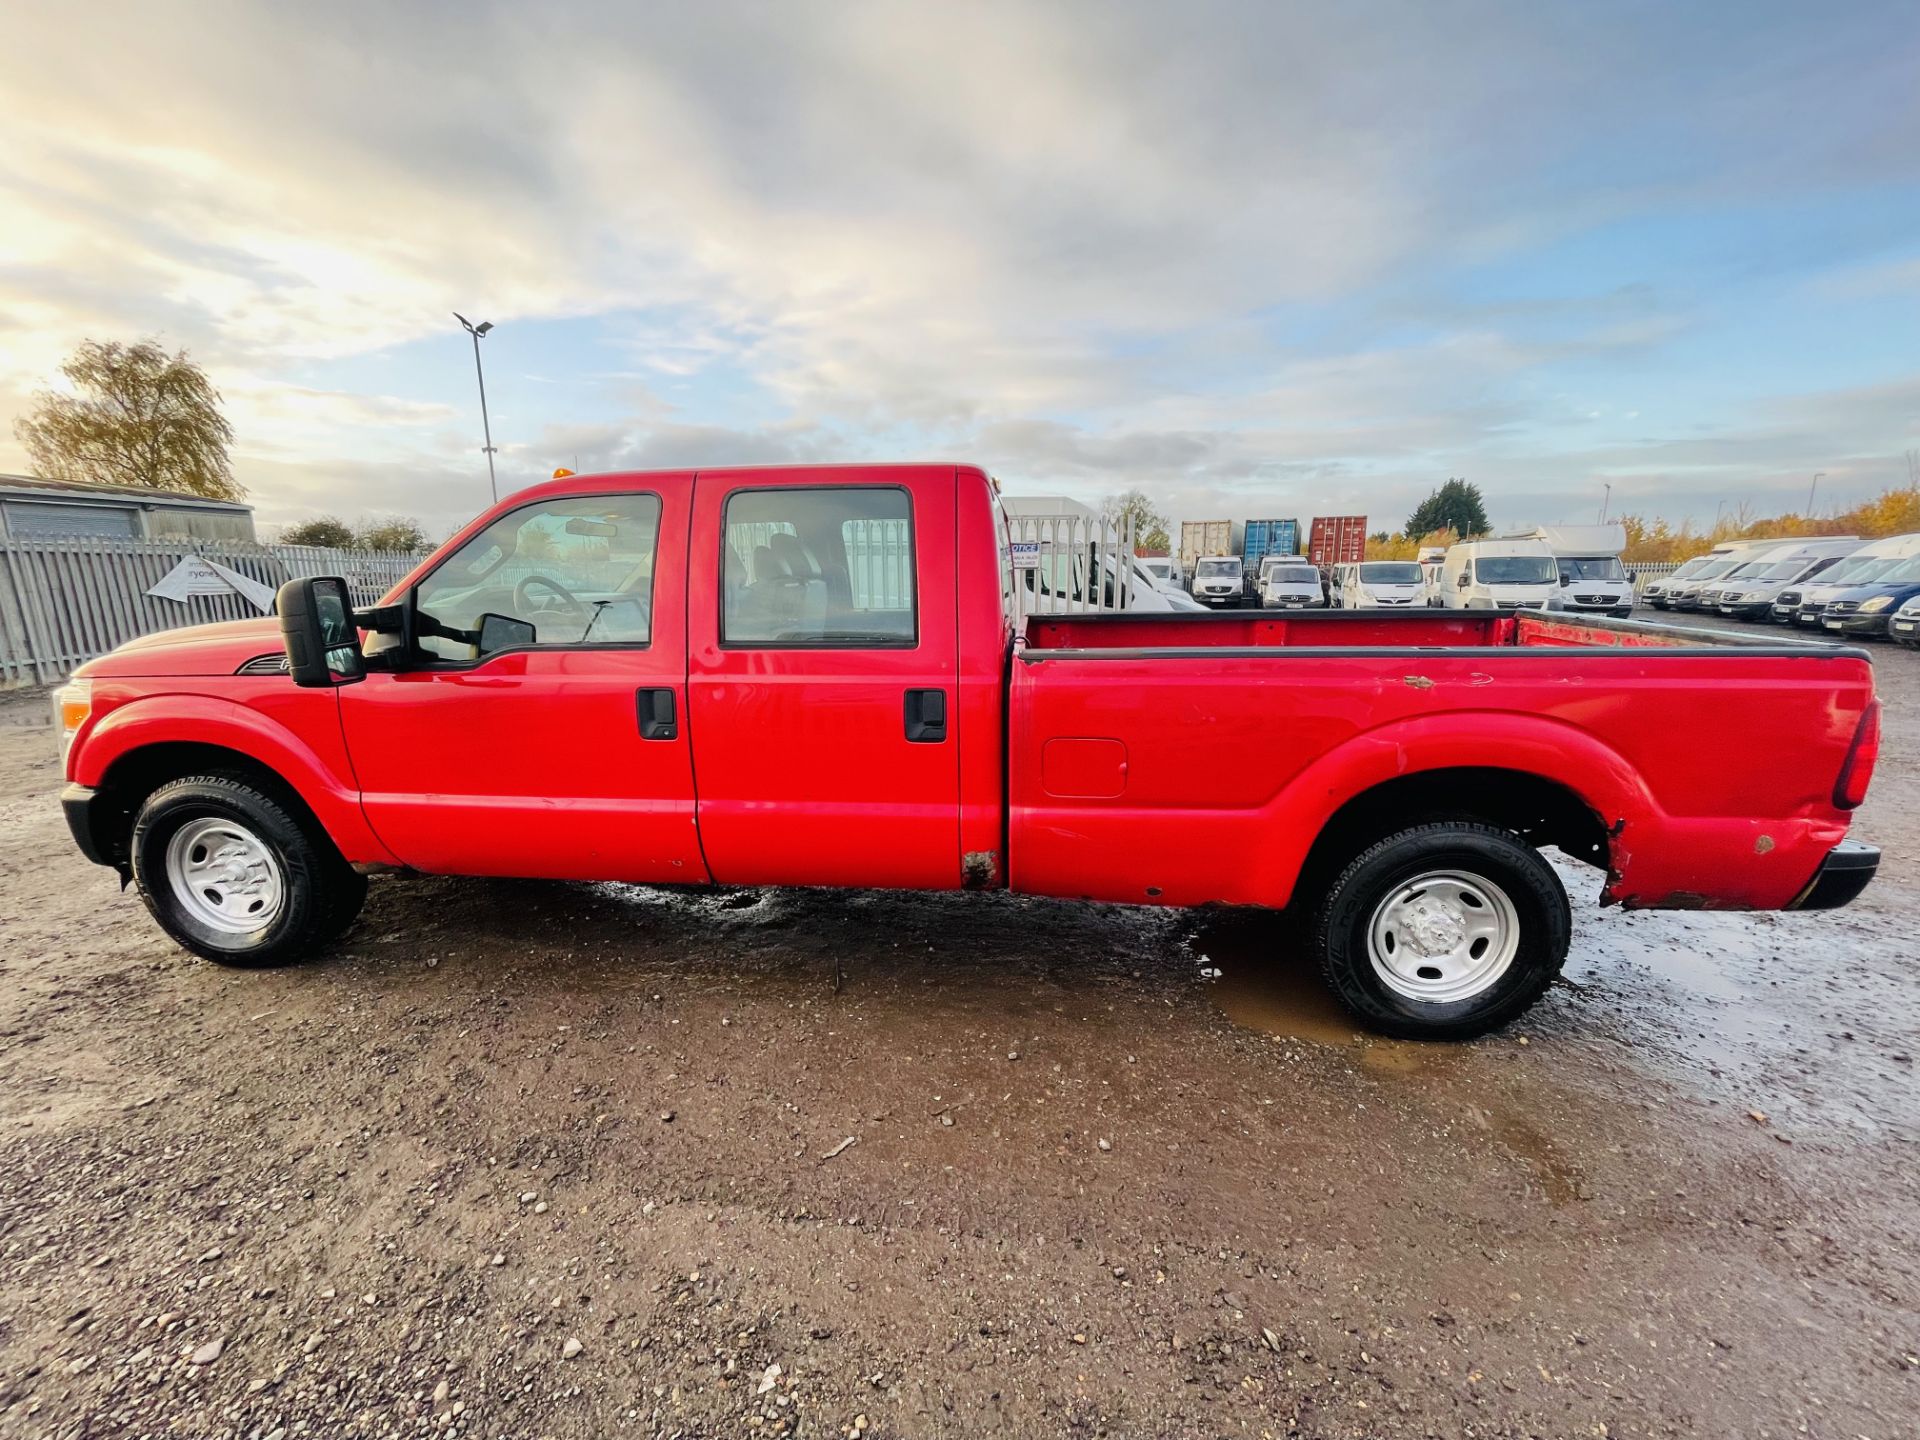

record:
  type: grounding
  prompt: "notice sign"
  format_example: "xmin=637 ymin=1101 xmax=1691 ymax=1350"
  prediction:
xmin=147 ymin=556 xmax=278 ymax=614
xmin=1009 ymin=540 xmax=1041 ymax=571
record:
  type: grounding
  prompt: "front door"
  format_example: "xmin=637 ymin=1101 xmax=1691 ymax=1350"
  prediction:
xmin=341 ymin=477 xmax=707 ymax=884
xmin=686 ymin=467 xmax=962 ymax=889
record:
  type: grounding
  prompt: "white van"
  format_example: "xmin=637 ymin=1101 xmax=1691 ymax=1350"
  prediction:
xmin=1258 ymin=555 xmax=1326 ymax=608
xmin=1709 ymin=537 xmax=1860 ymax=621
xmin=1666 ymin=539 xmax=1806 ymax=611
xmin=1784 ymin=532 xmax=1920 ymax=624
xmin=1191 ymin=555 xmax=1247 ymax=607
xmin=1438 ymin=540 xmax=1558 ymax=610
xmin=1332 ymin=560 xmax=1428 ymax=608
xmin=1138 ymin=556 xmax=1185 ymax=593
xmin=1503 ymin=524 xmax=1634 ymax=617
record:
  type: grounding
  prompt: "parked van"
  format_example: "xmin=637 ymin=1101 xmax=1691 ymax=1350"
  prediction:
xmin=1666 ymin=539 xmax=1805 ymax=611
xmin=1710 ymin=537 xmax=1861 ymax=621
xmin=1191 ymin=555 xmax=1247 ymax=607
xmin=1438 ymin=540 xmax=1558 ymax=610
xmin=1642 ymin=555 xmax=1717 ymax=610
xmin=1138 ymin=556 xmax=1185 ymax=593
xmin=1502 ymin=525 xmax=1634 ymax=617
xmin=1818 ymin=539 xmax=1920 ymax=636
xmin=1783 ymin=533 xmax=1920 ymax=625
xmin=1258 ymin=555 xmax=1326 ymax=609
xmin=1332 ymin=560 xmax=1428 ymax=608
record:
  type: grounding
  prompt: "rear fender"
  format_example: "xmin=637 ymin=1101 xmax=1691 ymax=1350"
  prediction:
xmin=1252 ymin=712 xmax=1656 ymax=909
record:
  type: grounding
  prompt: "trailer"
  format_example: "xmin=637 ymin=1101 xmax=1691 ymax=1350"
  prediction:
xmin=1178 ymin=519 xmax=1243 ymax=582
xmin=1242 ymin=519 xmax=1301 ymax=575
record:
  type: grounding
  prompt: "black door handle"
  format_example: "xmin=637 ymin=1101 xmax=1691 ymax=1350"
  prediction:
xmin=636 ymin=688 xmax=677 ymax=740
xmin=904 ymin=688 xmax=947 ymax=743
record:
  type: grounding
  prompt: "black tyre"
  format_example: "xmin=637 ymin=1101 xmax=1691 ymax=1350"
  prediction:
xmin=1315 ymin=822 xmax=1570 ymax=1040
xmin=130 ymin=774 xmax=366 ymax=967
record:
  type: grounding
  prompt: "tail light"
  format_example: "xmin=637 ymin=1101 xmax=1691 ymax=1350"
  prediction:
xmin=1833 ymin=700 xmax=1880 ymax=810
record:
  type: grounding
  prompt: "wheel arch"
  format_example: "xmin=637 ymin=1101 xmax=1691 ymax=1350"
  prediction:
xmin=1254 ymin=713 xmax=1656 ymax=910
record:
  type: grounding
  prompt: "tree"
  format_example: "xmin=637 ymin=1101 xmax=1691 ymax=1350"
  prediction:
xmin=13 ymin=339 xmax=241 ymax=500
xmin=282 ymin=516 xmax=356 ymax=548
xmin=1101 ymin=489 xmax=1171 ymax=553
xmin=356 ymin=517 xmax=427 ymax=552
xmin=1405 ymin=478 xmax=1488 ymax=540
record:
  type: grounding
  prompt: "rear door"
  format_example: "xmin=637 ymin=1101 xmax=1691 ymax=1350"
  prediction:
xmin=686 ymin=466 xmax=962 ymax=889
xmin=340 ymin=478 xmax=706 ymax=883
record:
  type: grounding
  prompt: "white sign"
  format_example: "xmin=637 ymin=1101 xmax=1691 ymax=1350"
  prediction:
xmin=146 ymin=556 xmax=277 ymax=614
xmin=1009 ymin=540 xmax=1041 ymax=571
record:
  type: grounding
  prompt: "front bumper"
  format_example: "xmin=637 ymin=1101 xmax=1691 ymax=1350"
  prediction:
xmin=1717 ymin=600 xmax=1773 ymax=619
xmin=1788 ymin=841 xmax=1879 ymax=911
xmin=62 ymin=782 xmax=121 ymax=869
xmin=1821 ymin=611 xmax=1892 ymax=635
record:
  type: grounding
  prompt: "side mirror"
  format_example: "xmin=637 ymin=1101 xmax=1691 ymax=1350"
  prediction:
xmin=477 ymin=612 xmax=536 ymax=653
xmin=1456 ymin=573 xmax=1470 ymax=588
xmin=277 ymin=577 xmax=363 ymax=688
xmin=1627 ymin=569 xmax=1638 ymax=582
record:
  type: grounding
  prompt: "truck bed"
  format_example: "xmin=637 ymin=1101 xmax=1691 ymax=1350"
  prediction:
xmin=1009 ymin=609 xmax=1874 ymax=913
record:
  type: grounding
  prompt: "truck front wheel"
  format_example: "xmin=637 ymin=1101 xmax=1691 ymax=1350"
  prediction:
xmin=1315 ymin=822 xmax=1569 ymax=1039
xmin=131 ymin=775 xmax=366 ymax=967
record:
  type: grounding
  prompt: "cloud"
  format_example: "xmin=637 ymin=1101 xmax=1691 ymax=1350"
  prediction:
xmin=1 ymin=1 xmax=1918 ymax=535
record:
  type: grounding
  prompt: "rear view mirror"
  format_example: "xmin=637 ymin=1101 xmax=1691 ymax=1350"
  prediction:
xmin=477 ymin=612 xmax=536 ymax=653
xmin=277 ymin=577 xmax=364 ymax=688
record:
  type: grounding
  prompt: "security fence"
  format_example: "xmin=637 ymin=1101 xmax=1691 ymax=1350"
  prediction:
xmin=0 ymin=536 xmax=425 ymax=688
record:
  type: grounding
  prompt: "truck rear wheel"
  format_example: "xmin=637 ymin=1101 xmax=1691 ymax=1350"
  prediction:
xmin=131 ymin=775 xmax=366 ymax=967
xmin=1315 ymin=822 xmax=1569 ymax=1039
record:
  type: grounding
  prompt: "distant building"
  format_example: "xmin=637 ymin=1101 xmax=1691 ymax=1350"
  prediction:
xmin=0 ymin=474 xmax=255 ymax=543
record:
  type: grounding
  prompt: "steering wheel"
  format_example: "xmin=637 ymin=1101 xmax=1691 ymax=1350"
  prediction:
xmin=513 ymin=574 xmax=588 ymax=622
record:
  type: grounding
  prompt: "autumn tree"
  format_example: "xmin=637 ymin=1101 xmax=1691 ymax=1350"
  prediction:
xmin=281 ymin=516 xmax=356 ymax=548
xmin=13 ymin=339 xmax=241 ymax=500
xmin=1405 ymin=478 xmax=1488 ymax=540
xmin=356 ymin=517 xmax=428 ymax=552
xmin=1101 ymin=489 xmax=1172 ymax=553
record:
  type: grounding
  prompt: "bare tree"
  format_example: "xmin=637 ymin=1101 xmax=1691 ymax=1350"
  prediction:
xmin=14 ymin=339 xmax=241 ymax=500
xmin=1100 ymin=489 xmax=1171 ymax=553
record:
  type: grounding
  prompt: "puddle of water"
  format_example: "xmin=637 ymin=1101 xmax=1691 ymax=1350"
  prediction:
xmin=1187 ymin=914 xmax=1429 ymax=1074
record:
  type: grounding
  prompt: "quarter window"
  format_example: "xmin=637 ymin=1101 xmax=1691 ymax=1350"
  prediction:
xmin=411 ymin=493 xmax=662 ymax=660
xmin=722 ymin=487 xmax=916 ymax=646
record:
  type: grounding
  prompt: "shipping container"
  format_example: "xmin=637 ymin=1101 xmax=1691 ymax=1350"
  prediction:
xmin=1241 ymin=518 xmax=1301 ymax=574
xmin=1178 ymin=519 xmax=1243 ymax=578
xmin=1308 ymin=515 xmax=1368 ymax=570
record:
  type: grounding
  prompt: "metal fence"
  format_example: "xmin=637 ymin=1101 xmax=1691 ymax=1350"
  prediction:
xmin=1006 ymin=512 xmax=1139 ymax=617
xmin=1630 ymin=562 xmax=1681 ymax=593
xmin=0 ymin=537 xmax=426 ymax=688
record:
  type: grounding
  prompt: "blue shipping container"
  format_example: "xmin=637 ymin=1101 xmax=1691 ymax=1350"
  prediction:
xmin=1242 ymin=518 xmax=1301 ymax=572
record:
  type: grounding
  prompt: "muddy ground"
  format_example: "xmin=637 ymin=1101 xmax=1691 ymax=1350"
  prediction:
xmin=0 ymin=613 xmax=1914 ymax=1439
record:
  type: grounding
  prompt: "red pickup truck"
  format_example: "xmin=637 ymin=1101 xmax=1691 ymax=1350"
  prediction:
xmin=57 ymin=464 xmax=1881 ymax=1038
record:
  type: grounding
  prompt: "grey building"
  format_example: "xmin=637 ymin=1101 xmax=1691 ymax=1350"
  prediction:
xmin=0 ymin=474 xmax=256 ymax=543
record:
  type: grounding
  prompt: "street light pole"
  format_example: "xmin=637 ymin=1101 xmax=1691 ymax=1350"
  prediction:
xmin=1599 ymin=482 xmax=1612 ymax=523
xmin=453 ymin=312 xmax=498 ymax=504
xmin=1808 ymin=471 xmax=1825 ymax=515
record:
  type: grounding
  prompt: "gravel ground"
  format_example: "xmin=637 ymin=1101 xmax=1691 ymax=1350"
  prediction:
xmin=0 ymin=611 xmax=1915 ymax=1439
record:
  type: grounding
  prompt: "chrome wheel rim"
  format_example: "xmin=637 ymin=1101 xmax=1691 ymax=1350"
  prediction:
xmin=165 ymin=817 xmax=285 ymax=935
xmin=1366 ymin=869 xmax=1520 ymax=1003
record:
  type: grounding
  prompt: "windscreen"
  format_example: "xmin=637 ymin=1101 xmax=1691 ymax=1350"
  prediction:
xmin=1266 ymin=564 xmax=1320 ymax=585
xmin=1690 ymin=558 xmax=1742 ymax=581
xmin=1809 ymin=554 xmax=1873 ymax=585
xmin=1874 ymin=556 xmax=1920 ymax=585
xmin=1196 ymin=558 xmax=1241 ymax=578
xmin=1557 ymin=556 xmax=1627 ymax=581
xmin=1474 ymin=554 xmax=1556 ymax=584
xmin=1667 ymin=557 xmax=1710 ymax=580
xmin=1753 ymin=555 xmax=1821 ymax=581
xmin=1359 ymin=562 xmax=1422 ymax=584
xmin=1833 ymin=556 xmax=1903 ymax=586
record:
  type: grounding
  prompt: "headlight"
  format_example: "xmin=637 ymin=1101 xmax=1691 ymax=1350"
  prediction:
xmin=53 ymin=677 xmax=92 ymax=768
xmin=1860 ymin=595 xmax=1897 ymax=613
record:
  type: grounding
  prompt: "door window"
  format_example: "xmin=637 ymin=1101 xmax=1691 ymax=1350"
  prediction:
xmin=412 ymin=493 xmax=662 ymax=660
xmin=721 ymin=487 xmax=916 ymax=646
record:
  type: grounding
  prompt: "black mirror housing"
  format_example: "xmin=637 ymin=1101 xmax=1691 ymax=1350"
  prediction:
xmin=277 ymin=577 xmax=365 ymax=687
xmin=477 ymin=612 xmax=536 ymax=653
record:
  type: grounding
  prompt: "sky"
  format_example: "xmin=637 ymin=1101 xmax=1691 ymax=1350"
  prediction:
xmin=2 ymin=0 xmax=1918 ymax=540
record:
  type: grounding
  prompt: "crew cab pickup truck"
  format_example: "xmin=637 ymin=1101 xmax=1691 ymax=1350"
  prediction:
xmin=56 ymin=465 xmax=1882 ymax=1039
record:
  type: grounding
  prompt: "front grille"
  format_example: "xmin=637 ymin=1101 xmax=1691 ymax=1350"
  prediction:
xmin=236 ymin=653 xmax=290 ymax=675
xmin=1573 ymin=594 xmax=1612 ymax=606
xmin=1827 ymin=602 xmax=1860 ymax=616
xmin=1777 ymin=590 xmax=1802 ymax=606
